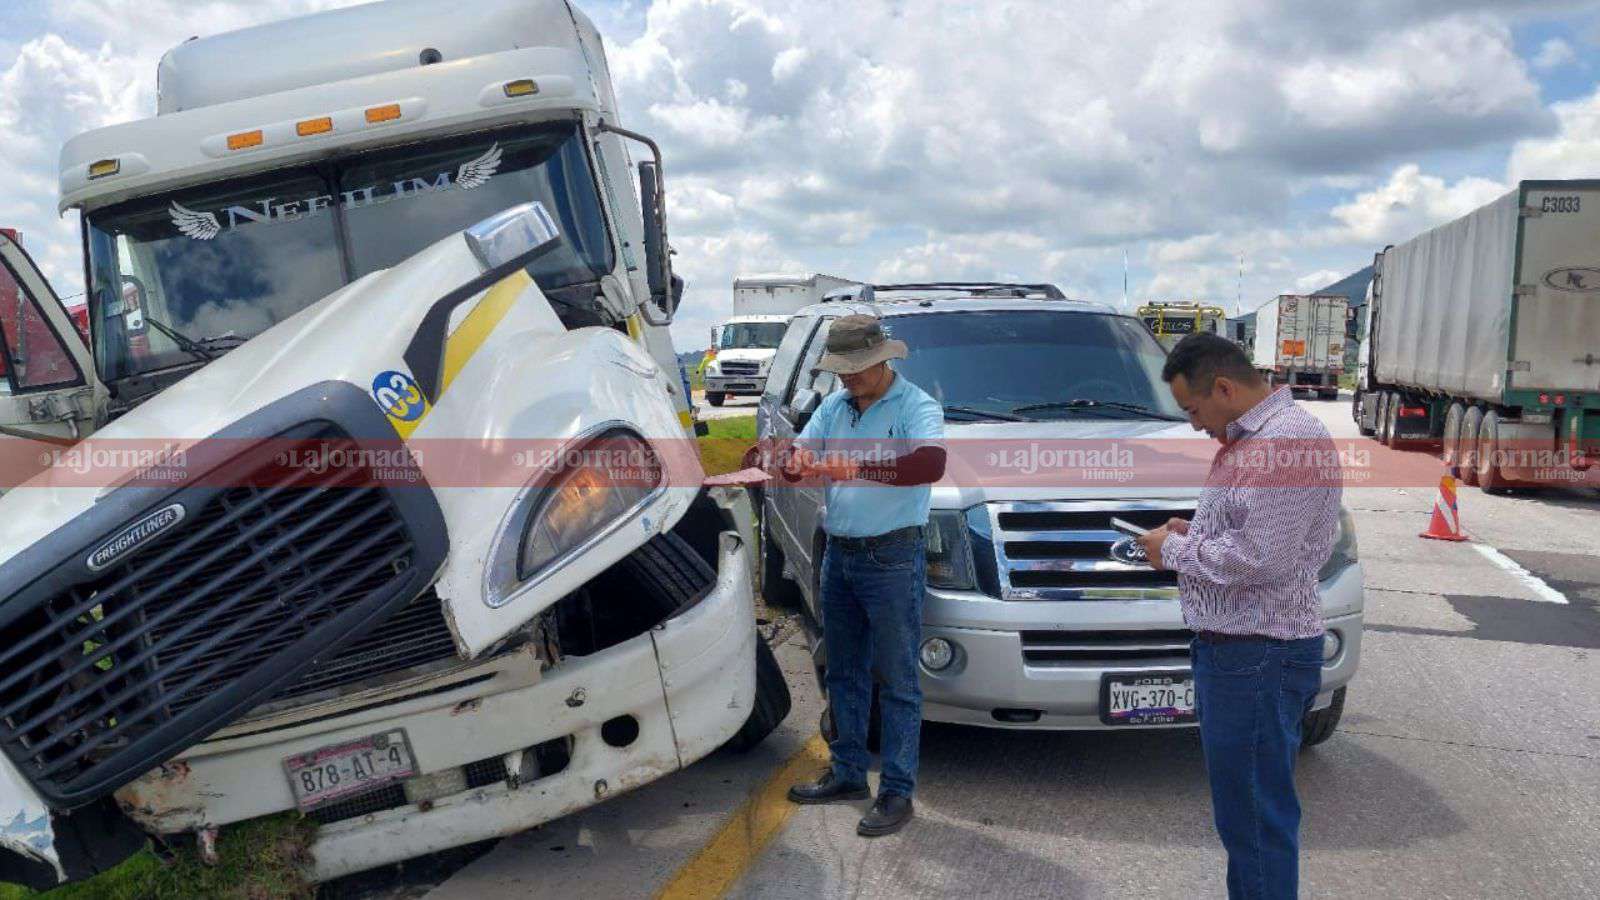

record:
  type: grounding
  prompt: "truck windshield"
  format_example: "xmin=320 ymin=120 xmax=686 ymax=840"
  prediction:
xmin=84 ymin=122 xmax=613 ymax=383
xmin=884 ymin=311 xmax=1186 ymax=420
xmin=720 ymin=322 xmax=787 ymax=349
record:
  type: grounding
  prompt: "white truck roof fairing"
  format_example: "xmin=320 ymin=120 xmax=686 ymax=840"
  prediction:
xmin=732 ymin=273 xmax=856 ymax=290
xmin=60 ymin=0 xmax=614 ymax=213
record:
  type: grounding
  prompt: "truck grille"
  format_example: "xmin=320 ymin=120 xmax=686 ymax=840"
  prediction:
xmin=987 ymin=501 xmax=1194 ymax=601
xmin=719 ymin=361 xmax=760 ymax=376
xmin=270 ymin=589 xmax=460 ymax=705
xmin=0 ymin=423 xmax=438 ymax=806
xmin=1021 ymin=630 xmax=1194 ymax=665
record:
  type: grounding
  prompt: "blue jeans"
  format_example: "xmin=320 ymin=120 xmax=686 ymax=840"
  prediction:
xmin=1192 ymin=636 xmax=1323 ymax=900
xmin=821 ymin=534 xmax=926 ymax=798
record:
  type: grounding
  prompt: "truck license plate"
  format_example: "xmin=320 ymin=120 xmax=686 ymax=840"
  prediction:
xmin=1100 ymin=672 xmax=1196 ymax=726
xmin=284 ymin=729 xmax=416 ymax=811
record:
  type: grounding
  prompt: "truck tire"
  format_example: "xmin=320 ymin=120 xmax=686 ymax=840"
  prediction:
xmin=1477 ymin=410 xmax=1508 ymax=494
xmin=1300 ymin=687 xmax=1346 ymax=749
xmin=1375 ymin=392 xmax=1392 ymax=444
xmin=724 ymin=637 xmax=792 ymax=752
xmin=706 ymin=391 xmax=726 ymax=407
xmin=1442 ymin=402 xmax=1467 ymax=473
xmin=1354 ymin=392 xmax=1375 ymax=436
xmin=1382 ymin=393 xmax=1402 ymax=447
xmin=1459 ymin=405 xmax=1484 ymax=486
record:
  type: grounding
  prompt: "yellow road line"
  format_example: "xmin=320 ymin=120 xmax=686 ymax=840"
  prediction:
xmin=655 ymin=734 xmax=830 ymax=900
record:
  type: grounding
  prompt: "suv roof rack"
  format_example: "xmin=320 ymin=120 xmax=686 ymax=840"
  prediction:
xmin=820 ymin=282 xmax=1067 ymax=303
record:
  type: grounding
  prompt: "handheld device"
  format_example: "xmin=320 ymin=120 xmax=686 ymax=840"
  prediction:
xmin=1109 ymin=516 xmax=1149 ymax=538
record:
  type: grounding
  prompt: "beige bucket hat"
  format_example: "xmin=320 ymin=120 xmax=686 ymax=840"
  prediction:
xmin=815 ymin=315 xmax=909 ymax=375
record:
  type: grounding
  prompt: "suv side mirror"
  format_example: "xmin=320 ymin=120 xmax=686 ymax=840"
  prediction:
xmin=783 ymin=388 xmax=821 ymax=430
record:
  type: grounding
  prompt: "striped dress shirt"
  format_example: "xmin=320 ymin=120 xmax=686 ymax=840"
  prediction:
xmin=1159 ymin=387 xmax=1340 ymax=640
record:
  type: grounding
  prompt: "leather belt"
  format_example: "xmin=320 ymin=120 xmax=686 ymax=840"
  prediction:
xmin=1195 ymin=630 xmax=1269 ymax=645
xmin=827 ymin=525 xmax=924 ymax=552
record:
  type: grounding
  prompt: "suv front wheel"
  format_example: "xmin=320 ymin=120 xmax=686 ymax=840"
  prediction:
xmin=1300 ymin=687 xmax=1346 ymax=748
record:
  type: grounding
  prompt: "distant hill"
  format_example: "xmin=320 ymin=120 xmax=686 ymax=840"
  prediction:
xmin=1316 ymin=265 xmax=1374 ymax=310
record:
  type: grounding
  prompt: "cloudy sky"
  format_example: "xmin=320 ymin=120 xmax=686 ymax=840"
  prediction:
xmin=4 ymin=0 xmax=1600 ymax=353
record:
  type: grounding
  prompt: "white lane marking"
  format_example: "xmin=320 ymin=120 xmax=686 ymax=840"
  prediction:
xmin=1471 ymin=543 xmax=1569 ymax=604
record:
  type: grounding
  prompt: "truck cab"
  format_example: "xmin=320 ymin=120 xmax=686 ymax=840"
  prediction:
xmin=0 ymin=0 xmax=786 ymax=889
xmin=755 ymin=284 xmax=1362 ymax=743
xmin=702 ymin=315 xmax=790 ymax=406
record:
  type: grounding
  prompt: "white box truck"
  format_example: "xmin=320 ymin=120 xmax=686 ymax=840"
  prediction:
xmin=1353 ymin=180 xmax=1600 ymax=491
xmin=702 ymin=274 xmax=856 ymax=406
xmin=1250 ymin=294 xmax=1348 ymax=400
xmin=0 ymin=0 xmax=789 ymax=889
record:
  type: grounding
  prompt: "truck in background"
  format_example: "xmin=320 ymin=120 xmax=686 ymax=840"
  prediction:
xmin=1353 ymin=180 xmax=1600 ymax=491
xmin=1135 ymin=300 xmax=1226 ymax=351
xmin=0 ymin=0 xmax=788 ymax=889
xmin=702 ymin=273 xmax=857 ymax=406
xmin=1250 ymin=294 xmax=1347 ymax=400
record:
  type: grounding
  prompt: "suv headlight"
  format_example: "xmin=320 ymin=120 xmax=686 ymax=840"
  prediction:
xmin=1317 ymin=506 xmax=1359 ymax=582
xmin=925 ymin=509 xmax=975 ymax=590
xmin=518 ymin=432 xmax=664 ymax=580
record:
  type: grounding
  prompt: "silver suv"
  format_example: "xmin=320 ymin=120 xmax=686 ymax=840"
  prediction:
xmin=756 ymin=284 xmax=1362 ymax=741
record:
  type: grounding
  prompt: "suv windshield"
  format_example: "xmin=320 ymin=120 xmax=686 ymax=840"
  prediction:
xmin=720 ymin=322 xmax=787 ymax=350
xmin=882 ymin=310 xmax=1186 ymax=420
xmin=84 ymin=122 xmax=612 ymax=382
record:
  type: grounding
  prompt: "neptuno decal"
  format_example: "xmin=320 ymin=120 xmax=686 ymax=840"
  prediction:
xmin=372 ymin=370 xmax=427 ymax=423
xmin=87 ymin=503 xmax=186 ymax=572
xmin=1542 ymin=267 xmax=1600 ymax=294
xmin=167 ymin=143 xmax=504 ymax=240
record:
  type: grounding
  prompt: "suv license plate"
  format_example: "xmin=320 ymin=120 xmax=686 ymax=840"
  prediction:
xmin=284 ymin=729 xmax=416 ymax=811
xmin=1100 ymin=672 xmax=1196 ymax=726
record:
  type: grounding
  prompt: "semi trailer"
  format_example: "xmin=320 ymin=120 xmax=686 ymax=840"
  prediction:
xmin=0 ymin=0 xmax=788 ymax=889
xmin=1250 ymin=294 xmax=1347 ymax=399
xmin=1354 ymin=180 xmax=1600 ymax=490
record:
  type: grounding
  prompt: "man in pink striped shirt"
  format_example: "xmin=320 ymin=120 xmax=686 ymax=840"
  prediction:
xmin=1137 ymin=333 xmax=1339 ymax=900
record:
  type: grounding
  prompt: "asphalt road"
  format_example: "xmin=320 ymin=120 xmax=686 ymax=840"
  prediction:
xmin=694 ymin=390 xmax=763 ymax=420
xmin=429 ymin=395 xmax=1600 ymax=899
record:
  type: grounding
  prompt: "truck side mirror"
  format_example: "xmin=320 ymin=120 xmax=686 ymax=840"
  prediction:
xmin=638 ymin=160 xmax=675 ymax=320
xmin=783 ymin=388 xmax=821 ymax=430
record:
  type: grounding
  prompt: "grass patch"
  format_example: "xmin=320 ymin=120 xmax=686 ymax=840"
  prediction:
xmin=1337 ymin=373 xmax=1356 ymax=390
xmin=2 ymin=814 xmax=316 ymax=900
xmin=697 ymin=415 xmax=756 ymax=476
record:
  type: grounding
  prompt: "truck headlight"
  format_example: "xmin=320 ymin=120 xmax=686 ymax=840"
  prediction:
xmin=705 ymin=360 xmax=721 ymax=376
xmin=1317 ymin=506 xmax=1359 ymax=582
xmin=518 ymin=432 xmax=663 ymax=580
xmin=925 ymin=510 xmax=975 ymax=590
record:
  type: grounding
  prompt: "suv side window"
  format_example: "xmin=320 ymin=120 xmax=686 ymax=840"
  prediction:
xmin=762 ymin=315 xmax=818 ymax=406
xmin=789 ymin=319 xmax=835 ymax=403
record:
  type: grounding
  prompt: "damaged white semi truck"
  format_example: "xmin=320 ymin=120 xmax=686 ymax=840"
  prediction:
xmin=0 ymin=0 xmax=788 ymax=889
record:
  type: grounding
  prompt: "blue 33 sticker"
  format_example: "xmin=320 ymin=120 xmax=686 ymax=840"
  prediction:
xmin=372 ymin=370 xmax=426 ymax=422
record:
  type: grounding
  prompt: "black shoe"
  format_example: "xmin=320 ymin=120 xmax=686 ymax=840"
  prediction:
xmin=787 ymin=771 xmax=870 ymax=805
xmin=857 ymin=794 xmax=913 ymax=836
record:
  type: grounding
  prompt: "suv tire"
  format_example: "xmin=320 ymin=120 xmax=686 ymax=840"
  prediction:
xmin=1300 ymin=686 xmax=1346 ymax=748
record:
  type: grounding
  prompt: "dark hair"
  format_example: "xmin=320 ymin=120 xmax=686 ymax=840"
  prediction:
xmin=1161 ymin=333 xmax=1260 ymax=393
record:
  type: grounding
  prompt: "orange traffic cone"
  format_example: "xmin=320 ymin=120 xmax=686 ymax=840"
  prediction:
xmin=1419 ymin=473 xmax=1468 ymax=542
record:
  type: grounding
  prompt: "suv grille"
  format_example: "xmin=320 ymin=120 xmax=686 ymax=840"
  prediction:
xmin=987 ymin=501 xmax=1194 ymax=600
xmin=0 ymin=424 xmax=435 ymax=805
xmin=1021 ymin=629 xmax=1194 ymax=665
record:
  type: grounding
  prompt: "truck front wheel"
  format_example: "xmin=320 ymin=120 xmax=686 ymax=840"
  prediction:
xmin=724 ymin=637 xmax=792 ymax=752
xmin=1300 ymin=687 xmax=1346 ymax=748
xmin=706 ymin=391 xmax=726 ymax=407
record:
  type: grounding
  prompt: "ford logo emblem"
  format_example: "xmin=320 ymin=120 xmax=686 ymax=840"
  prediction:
xmin=1109 ymin=536 xmax=1148 ymax=566
xmin=87 ymin=503 xmax=186 ymax=572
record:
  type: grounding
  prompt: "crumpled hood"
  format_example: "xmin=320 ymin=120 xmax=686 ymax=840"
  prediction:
xmin=0 ymin=231 xmax=481 ymax=567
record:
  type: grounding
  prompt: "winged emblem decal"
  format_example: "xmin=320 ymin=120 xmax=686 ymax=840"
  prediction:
xmin=455 ymin=143 xmax=503 ymax=190
xmin=169 ymin=202 xmax=221 ymax=241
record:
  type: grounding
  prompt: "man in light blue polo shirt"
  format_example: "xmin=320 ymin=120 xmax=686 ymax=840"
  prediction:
xmin=782 ymin=315 xmax=945 ymax=837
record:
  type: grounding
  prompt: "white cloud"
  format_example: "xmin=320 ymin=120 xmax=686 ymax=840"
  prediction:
xmin=1532 ymin=37 xmax=1576 ymax=70
xmin=1294 ymin=269 xmax=1346 ymax=293
xmin=1507 ymin=85 xmax=1600 ymax=182
xmin=1323 ymin=164 xmax=1507 ymax=245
